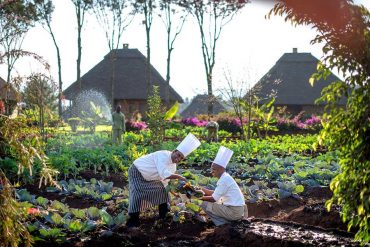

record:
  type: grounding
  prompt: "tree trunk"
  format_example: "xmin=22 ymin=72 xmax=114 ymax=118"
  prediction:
xmin=110 ymin=51 xmax=116 ymax=110
xmin=200 ymin=39 xmax=213 ymax=116
xmin=238 ymin=115 xmax=245 ymax=140
xmin=166 ymin=34 xmax=171 ymax=109
xmin=40 ymin=81 xmax=45 ymax=141
xmin=57 ymin=48 xmax=62 ymax=118
xmin=247 ymin=97 xmax=252 ymax=140
xmin=197 ymin=13 xmax=214 ymax=116
xmin=5 ymin=62 xmax=11 ymax=116
xmin=207 ymin=75 xmax=213 ymax=116
xmin=77 ymin=3 xmax=82 ymax=91
xmin=47 ymin=20 xmax=63 ymax=118
xmin=146 ymin=24 xmax=151 ymax=98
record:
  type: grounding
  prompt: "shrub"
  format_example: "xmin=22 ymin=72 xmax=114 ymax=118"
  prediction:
xmin=125 ymin=121 xmax=148 ymax=132
xmin=216 ymin=117 xmax=243 ymax=134
xmin=276 ymin=113 xmax=322 ymax=131
xmin=181 ymin=117 xmax=207 ymax=127
xmin=146 ymin=86 xmax=166 ymax=146
xmin=0 ymin=172 xmax=33 ymax=247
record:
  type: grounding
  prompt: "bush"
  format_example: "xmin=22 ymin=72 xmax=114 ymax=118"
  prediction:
xmin=125 ymin=121 xmax=148 ymax=132
xmin=0 ymin=172 xmax=33 ymax=247
xmin=276 ymin=113 xmax=322 ymax=131
xmin=0 ymin=157 xmax=18 ymax=180
xmin=216 ymin=117 xmax=242 ymax=134
xmin=181 ymin=117 xmax=207 ymax=127
xmin=146 ymin=86 xmax=166 ymax=146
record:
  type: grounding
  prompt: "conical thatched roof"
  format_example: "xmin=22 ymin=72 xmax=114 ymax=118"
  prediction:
xmin=181 ymin=94 xmax=226 ymax=117
xmin=253 ymin=49 xmax=346 ymax=105
xmin=63 ymin=48 xmax=183 ymax=102
xmin=0 ymin=77 xmax=18 ymax=101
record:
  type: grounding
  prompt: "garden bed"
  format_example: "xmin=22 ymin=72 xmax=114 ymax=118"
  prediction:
xmin=6 ymin=130 xmax=354 ymax=246
xmin=41 ymin=218 xmax=358 ymax=247
xmin=23 ymin=180 xmax=358 ymax=247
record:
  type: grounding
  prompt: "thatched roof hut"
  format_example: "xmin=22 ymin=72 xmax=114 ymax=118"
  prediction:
xmin=252 ymin=48 xmax=345 ymax=114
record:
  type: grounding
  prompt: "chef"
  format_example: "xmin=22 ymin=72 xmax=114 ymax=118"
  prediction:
xmin=200 ymin=146 xmax=247 ymax=226
xmin=126 ymin=133 xmax=201 ymax=227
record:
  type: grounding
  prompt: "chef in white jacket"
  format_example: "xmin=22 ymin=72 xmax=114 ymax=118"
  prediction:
xmin=126 ymin=133 xmax=201 ymax=227
xmin=200 ymin=146 xmax=247 ymax=226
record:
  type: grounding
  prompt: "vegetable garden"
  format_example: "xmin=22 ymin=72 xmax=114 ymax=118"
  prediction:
xmin=1 ymin=0 xmax=369 ymax=246
xmin=1 ymin=126 xmax=362 ymax=246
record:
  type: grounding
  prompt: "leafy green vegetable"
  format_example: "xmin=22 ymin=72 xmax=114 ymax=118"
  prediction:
xmin=71 ymin=209 xmax=86 ymax=220
xmin=39 ymin=228 xmax=66 ymax=242
xmin=100 ymin=210 xmax=114 ymax=228
xmin=98 ymin=181 xmax=113 ymax=193
xmin=36 ymin=197 xmax=49 ymax=208
xmin=101 ymin=193 xmax=112 ymax=201
xmin=87 ymin=207 xmax=100 ymax=220
xmin=293 ymin=185 xmax=304 ymax=194
xmin=16 ymin=189 xmax=34 ymax=202
xmin=51 ymin=201 xmax=69 ymax=213
xmin=68 ymin=220 xmax=85 ymax=233
xmin=51 ymin=213 xmax=63 ymax=226
xmin=185 ymin=202 xmax=200 ymax=213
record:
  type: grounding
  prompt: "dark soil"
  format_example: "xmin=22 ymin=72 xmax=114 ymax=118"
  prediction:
xmin=247 ymin=197 xmax=303 ymax=218
xmin=246 ymin=186 xmax=347 ymax=232
xmin=40 ymin=219 xmax=358 ymax=247
xmin=276 ymin=203 xmax=349 ymax=232
xmin=302 ymin=186 xmax=333 ymax=200
xmin=201 ymin=219 xmax=357 ymax=247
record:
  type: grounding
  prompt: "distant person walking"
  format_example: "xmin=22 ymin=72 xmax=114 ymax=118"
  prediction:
xmin=112 ymin=105 xmax=126 ymax=145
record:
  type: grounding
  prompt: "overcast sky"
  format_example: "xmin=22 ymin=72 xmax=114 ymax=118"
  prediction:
xmin=1 ymin=0 xmax=369 ymax=101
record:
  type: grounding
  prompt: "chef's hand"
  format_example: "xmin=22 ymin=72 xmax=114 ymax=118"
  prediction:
xmin=166 ymin=174 xmax=187 ymax=181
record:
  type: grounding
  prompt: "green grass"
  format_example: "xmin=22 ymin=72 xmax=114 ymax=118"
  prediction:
xmin=57 ymin=125 xmax=112 ymax=133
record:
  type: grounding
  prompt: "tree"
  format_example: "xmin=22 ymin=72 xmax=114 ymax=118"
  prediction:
xmin=159 ymin=0 xmax=187 ymax=108
xmin=0 ymin=0 xmax=47 ymax=115
xmin=179 ymin=0 xmax=248 ymax=115
xmin=218 ymin=67 xmax=262 ymax=140
xmin=36 ymin=1 xmax=63 ymax=118
xmin=270 ymin=0 xmax=370 ymax=243
xmin=218 ymin=69 xmax=248 ymax=139
xmin=92 ymin=0 xmax=135 ymax=108
xmin=132 ymin=0 xmax=156 ymax=97
xmin=1 ymin=19 xmax=24 ymax=92
xmin=146 ymin=85 xmax=165 ymax=147
xmin=23 ymin=73 xmax=57 ymax=139
xmin=70 ymin=0 xmax=93 ymax=91
xmin=93 ymin=0 xmax=135 ymax=51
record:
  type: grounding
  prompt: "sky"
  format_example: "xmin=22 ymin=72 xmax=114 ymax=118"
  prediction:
xmin=1 ymin=0 xmax=369 ymax=101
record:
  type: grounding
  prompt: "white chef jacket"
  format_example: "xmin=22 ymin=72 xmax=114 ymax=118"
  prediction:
xmin=212 ymin=172 xmax=245 ymax=206
xmin=133 ymin=150 xmax=176 ymax=187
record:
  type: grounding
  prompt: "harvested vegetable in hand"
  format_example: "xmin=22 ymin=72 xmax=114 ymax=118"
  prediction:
xmin=167 ymin=180 xmax=204 ymax=199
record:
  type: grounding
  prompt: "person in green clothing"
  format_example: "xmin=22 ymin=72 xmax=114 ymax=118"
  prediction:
xmin=203 ymin=116 xmax=219 ymax=143
xmin=112 ymin=105 xmax=126 ymax=145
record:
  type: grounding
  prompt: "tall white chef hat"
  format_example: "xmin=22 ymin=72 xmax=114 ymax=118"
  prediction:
xmin=176 ymin=133 xmax=201 ymax=157
xmin=213 ymin=146 xmax=233 ymax=168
